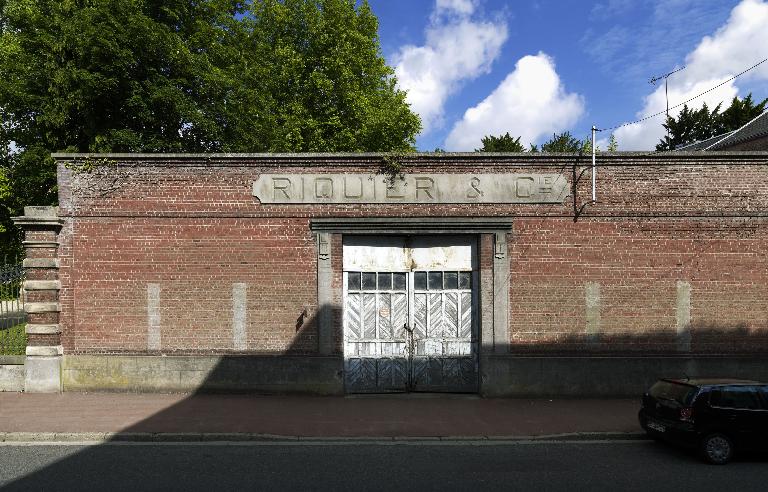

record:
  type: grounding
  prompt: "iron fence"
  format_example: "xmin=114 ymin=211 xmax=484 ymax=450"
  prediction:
xmin=0 ymin=258 xmax=26 ymax=355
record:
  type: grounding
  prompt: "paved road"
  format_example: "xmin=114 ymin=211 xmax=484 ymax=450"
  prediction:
xmin=0 ymin=440 xmax=766 ymax=491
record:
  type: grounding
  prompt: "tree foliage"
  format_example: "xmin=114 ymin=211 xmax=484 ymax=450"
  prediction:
xmin=230 ymin=0 xmax=420 ymax=153
xmin=656 ymin=94 xmax=767 ymax=151
xmin=530 ymin=131 xmax=597 ymax=153
xmin=0 ymin=0 xmax=421 ymax=256
xmin=477 ymin=131 xmax=617 ymax=154
xmin=533 ymin=131 xmax=588 ymax=153
xmin=475 ymin=132 xmax=525 ymax=152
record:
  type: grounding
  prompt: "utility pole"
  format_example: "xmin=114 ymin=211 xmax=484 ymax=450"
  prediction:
xmin=650 ymin=66 xmax=685 ymax=147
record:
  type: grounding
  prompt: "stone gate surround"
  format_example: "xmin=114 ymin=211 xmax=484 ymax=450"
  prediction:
xmin=13 ymin=206 xmax=63 ymax=392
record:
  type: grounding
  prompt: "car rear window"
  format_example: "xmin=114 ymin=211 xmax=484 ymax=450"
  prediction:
xmin=649 ymin=381 xmax=697 ymax=406
xmin=709 ymin=387 xmax=762 ymax=410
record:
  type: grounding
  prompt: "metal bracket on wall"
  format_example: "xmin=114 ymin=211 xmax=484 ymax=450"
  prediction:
xmin=494 ymin=232 xmax=507 ymax=259
xmin=571 ymin=153 xmax=595 ymax=222
xmin=317 ymin=232 xmax=331 ymax=260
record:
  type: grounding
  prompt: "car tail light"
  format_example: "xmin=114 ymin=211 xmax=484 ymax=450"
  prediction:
xmin=680 ymin=407 xmax=694 ymax=422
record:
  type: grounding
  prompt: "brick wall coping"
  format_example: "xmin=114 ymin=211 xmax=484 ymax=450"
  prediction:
xmin=51 ymin=151 xmax=768 ymax=166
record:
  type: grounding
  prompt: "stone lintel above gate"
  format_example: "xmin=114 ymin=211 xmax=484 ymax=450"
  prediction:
xmin=12 ymin=206 xmax=64 ymax=393
xmin=310 ymin=217 xmax=513 ymax=235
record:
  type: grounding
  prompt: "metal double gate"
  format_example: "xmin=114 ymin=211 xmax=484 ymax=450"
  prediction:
xmin=342 ymin=236 xmax=478 ymax=393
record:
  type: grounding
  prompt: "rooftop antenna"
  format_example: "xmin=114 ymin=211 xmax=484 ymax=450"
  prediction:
xmin=650 ymin=66 xmax=686 ymax=146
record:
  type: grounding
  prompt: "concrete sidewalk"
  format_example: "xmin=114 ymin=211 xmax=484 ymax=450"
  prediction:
xmin=0 ymin=393 xmax=643 ymax=441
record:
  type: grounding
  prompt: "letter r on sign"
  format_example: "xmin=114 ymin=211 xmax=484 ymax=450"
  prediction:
xmin=415 ymin=177 xmax=435 ymax=200
xmin=272 ymin=178 xmax=292 ymax=199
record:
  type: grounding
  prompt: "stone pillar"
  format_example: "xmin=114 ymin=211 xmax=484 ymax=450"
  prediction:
xmin=13 ymin=206 xmax=63 ymax=392
xmin=316 ymin=232 xmax=333 ymax=355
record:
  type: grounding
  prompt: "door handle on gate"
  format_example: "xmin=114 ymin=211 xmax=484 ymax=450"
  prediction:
xmin=403 ymin=323 xmax=413 ymax=333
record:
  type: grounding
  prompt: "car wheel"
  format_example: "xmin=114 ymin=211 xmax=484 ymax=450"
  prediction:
xmin=700 ymin=433 xmax=734 ymax=465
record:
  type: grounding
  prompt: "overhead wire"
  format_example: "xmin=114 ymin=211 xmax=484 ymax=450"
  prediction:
xmin=595 ymin=57 xmax=768 ymax=133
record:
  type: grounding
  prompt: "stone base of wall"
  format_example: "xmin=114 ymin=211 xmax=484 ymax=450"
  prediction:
xmin=481 ymin=355 xmax=768 ymax=397
xmin=62 ymin=355 xmax=344 ymax=395
xmin=25 ymin=356 xmax=62 ymax=393
xmin=61 ymin=354 xmax=768 ymax=396
xmin=0 ymin=360 xmax=24 ymax=392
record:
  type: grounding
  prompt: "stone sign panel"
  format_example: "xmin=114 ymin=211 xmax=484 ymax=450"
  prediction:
xmin=252 ymin=173 xmax=568 ymax=204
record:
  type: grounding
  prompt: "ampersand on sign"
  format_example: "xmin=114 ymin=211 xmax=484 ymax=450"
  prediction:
xmin=466 ymin=177 xmax=484 ymax=199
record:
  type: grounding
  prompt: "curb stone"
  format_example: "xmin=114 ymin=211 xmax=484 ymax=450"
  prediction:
xmin=0 ymin=431 xmax=647 ymax=443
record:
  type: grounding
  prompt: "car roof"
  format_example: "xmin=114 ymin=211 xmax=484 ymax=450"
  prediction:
xmin=663 ymin=378 xmax=765 ymax=387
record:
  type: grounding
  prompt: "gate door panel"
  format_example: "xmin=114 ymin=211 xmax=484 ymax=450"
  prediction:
xmin=343 ymin=236 xmax=477 ymax=393
xmin=411 ymin=271 xmax=476 ymax=391
xmin=344 ymin=272 xmax=409 ymax=392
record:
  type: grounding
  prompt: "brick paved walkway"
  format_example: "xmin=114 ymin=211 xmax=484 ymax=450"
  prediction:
xmin=0 ymin=393 xmax=641 ymax=439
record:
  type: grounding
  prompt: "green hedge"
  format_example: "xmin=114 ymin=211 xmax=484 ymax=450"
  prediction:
xmin=0 ymin=323 xmax=26 ymax=355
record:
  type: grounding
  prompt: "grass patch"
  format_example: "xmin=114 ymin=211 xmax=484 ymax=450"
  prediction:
xmin=0 ymin=322 xmax=26 ymax=355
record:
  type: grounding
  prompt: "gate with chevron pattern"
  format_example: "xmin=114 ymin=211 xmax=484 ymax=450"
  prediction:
xmin=342 ymin=236 xmax=478 ymax=393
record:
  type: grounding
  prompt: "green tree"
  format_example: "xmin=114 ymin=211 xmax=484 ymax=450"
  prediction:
xmin=713 ymin=94 xmax=767 ymax=136
xmin=228 ymin=0 xmax=420 ymax=153
xmin=533 ymin=131 xmax=587 ymax=153
xmin=0 ymin=0 xmax=249 ymax=256
xmin=475 ymin=132 xmax=525 ymax=152
xmin=0 ymin=0 xmax=420 ymax=256
xmin=656 ymin=103 xmax=721 ymax=151
xmin=656 ymin=94 xmax=767 ymax=150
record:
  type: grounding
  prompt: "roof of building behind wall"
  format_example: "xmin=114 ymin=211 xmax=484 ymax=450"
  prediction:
xmin=672 ymin=110 xmax=768 ymax=152
xmin=676 ymin=131 xmax=735 ymax=151
xmin=705 ymin=110 xmax=768 ymax=150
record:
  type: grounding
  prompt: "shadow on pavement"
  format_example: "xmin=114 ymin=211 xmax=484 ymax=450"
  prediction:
xmin=4 ymin=311 xmax=768 ymax=489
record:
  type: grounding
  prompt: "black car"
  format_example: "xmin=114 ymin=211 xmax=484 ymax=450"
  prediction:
xmin=638 ymin=378 xmax=768 ymax=464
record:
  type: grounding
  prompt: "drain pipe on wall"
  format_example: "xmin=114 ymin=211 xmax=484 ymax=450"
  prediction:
xmin=591 ymin=125 xmax=597 ymax=202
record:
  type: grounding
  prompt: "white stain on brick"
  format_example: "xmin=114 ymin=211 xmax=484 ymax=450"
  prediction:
xmin=585 ymin=282 xmax=601 ymax=341
xmin=147 ymin=284 xmax=161 ymax=351
xmin=232 ymin=283 xmax=247 ymax=351
xmin=676 ymin=280 xmax=692 ymax=352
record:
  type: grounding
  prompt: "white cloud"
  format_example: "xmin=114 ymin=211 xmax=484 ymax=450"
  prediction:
xmin=444 ymin=53 xmax=585 ymax=151
xmin=435 ymin=0 xmax=477 ymax=16
xmin=393 ymin=1 xmax=507 ymax=134
xmin=614 ymin=0 xmax=768 ymax=150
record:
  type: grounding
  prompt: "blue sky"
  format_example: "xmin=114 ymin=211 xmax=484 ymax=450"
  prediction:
xmin=366 ymin=0 xmax=768 ymax=151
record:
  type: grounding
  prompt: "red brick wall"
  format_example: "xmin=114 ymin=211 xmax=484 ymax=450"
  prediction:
xmin=63 ymin=218 xmax=318 ymax=354
xmin=508 ymin=218 xmax=768 ymax=354
xmin=55 ymin=153 xmax=768 ymax=356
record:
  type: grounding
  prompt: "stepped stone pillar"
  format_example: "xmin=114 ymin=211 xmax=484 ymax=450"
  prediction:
xmin=13 ymin=206 xmax=63 ymax=392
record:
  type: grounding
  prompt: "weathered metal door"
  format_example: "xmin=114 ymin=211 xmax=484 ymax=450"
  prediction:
xmin=343 ymin=236 xmax=477 ymax=393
